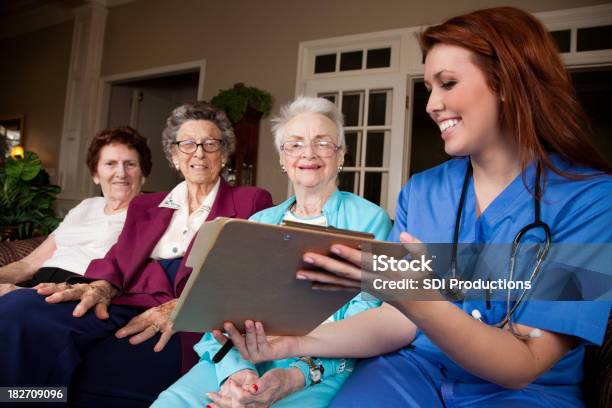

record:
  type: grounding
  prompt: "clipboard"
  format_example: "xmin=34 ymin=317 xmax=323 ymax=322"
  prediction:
xmin=171 ymin=217 xmax=382 ymax=335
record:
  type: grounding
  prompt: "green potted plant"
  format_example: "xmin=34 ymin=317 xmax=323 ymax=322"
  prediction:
xmin=0 ymin=151 xmax=61 ymax=240
xmin=211 ymin=83 xmax=273 ymax=123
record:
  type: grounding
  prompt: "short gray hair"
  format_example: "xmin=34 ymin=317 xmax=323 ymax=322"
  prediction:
xmin=161 ymin=102 xmax=236 ymax=167
xmin=271 ymin=96 xmax=344 ymax=153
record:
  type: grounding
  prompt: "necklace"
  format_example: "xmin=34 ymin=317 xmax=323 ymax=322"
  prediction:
xmin=290 ymin=201 xmax=322 ymax=217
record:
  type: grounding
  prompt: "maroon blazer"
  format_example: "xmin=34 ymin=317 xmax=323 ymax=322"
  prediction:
xmin=81 ymin=179 xmax=272 ymax=372
xmin=84 ymin=178 xmax=272 ymax=307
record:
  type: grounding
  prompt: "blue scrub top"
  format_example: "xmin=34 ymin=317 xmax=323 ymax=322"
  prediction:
xmin=389 ymin=154 xmax=612 ymax=386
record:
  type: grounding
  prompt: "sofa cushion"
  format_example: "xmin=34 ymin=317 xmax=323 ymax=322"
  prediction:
xmin=0 ymin=236 xmax=46 ymax=267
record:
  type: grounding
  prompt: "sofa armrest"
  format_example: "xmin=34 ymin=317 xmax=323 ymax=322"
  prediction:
xmin=0 ymin=236 xmax=47 ymax=267
xmin=582 ymin=310 xmax=612 ymax=408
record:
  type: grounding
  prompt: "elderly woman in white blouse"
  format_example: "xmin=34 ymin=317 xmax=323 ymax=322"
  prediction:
xmin=0 ymin=126 xmax=151 ymax=295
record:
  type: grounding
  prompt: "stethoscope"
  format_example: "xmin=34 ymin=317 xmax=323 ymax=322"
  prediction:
xmin=450 ymin=159 xmax=552 ymax=339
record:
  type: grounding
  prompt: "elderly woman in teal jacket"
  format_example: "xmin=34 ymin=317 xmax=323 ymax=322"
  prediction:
xmin=153 ymin=96 xmax=391 ymax=408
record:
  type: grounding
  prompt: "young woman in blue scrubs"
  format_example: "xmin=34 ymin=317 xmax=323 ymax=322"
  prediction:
xmin=218 ymin=7 xmax=611 ymax=407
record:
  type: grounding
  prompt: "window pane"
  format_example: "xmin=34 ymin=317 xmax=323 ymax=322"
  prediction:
xmin=550 ymin=30 xmax=571 ymax=53
xmin=318 ymin=92 xmax=338 ymax=105
xmin=366 ymin=47 xmax=391 ymax=69
xmin=340 ymin=50 xmax=363 ymax=71
xmin=368 ymin=89 xmax=391 ymax=126
xmin=577 ymin=25 xmax=612 ymax=52
xmin=342 ymin=91 xmax=364 ymax=126
xmin=315 ymin=54 xmax=336 ymax=73
xmin=339 ymin=172 xmax=359 ymax=193
xmin=364 ymin=172 xmax=382 ymax=205
xmin=344 ymin=131 xmax=361 ymax=167
xmin=365 ymin=131 xmax=387 ymax=167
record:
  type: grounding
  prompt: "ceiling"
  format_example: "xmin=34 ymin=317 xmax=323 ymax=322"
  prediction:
xmin=0 ymin=0 xmax=86 ymax=18
xmin=0 ymin=0 xmax=134 ymax=40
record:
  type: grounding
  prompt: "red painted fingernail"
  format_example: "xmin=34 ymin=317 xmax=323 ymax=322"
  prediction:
xmin=206 ymin=404 xmax=212 ymax=408
xmin=251 ymin=384 xmax=258 ymax=392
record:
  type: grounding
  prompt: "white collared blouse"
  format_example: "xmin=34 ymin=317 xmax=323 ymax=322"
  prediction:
xmin=150 ymin=178 xmax=220 ymax=259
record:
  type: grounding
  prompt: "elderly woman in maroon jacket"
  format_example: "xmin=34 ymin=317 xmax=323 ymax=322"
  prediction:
xmin=0 ymin=102 xmax=272 ymax=405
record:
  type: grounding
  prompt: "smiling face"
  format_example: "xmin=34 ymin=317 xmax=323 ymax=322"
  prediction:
xmin=280 ymin=112 xmax=343 ymax=192
xmin=424 ymin=43 xmax=503 ymax=158
xmin=93 ymin=143 xmax=144 ymax=209
xmin=172 ymin=120 xmax=225 ymax=189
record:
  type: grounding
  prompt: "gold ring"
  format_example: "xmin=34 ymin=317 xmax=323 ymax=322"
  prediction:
xmin=151 ymin=324 xmax=160 ymax=333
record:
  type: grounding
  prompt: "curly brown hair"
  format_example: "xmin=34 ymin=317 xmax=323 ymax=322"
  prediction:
xmin=86 ymin=126 xmax=152 ymax=177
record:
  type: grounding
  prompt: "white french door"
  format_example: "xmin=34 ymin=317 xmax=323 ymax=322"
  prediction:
xmin=303 ymin=74 xmax=406 ymax=217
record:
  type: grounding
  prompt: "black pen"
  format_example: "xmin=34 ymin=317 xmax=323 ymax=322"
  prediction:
xmin=212 ymin=339 xmax=234 ymax=363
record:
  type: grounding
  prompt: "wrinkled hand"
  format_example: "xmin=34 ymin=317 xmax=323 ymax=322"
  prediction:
xmin=214 ymin=321 xmax=298 ymax=364
xmin=208 ymin=368 xmax=304 ymax=408
xmin=218 ymin=369 xmax=259 ymax=398
xmin=35 ymin=280 xmax=117 ymax=319
xmin=115 ymin=299 xmax=178 ymax=352
xmin=0 ymin=283 xmax=21 ymax=296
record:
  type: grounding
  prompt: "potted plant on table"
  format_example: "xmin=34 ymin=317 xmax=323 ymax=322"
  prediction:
xmin=211 ymin=83 xmax=273 ymax=186
xmin=210 ymin=83 xmax=272 ymax=124
xmin=0 ymin=151 xmax=61 ymax=241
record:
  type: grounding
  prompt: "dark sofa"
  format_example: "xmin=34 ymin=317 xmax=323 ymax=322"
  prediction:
xmin=0 ymin=237 xmax=610 ymax=407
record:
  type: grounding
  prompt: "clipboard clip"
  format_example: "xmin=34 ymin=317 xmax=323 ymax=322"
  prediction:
xmin=281 ymin=220 xmax=374 ymax=239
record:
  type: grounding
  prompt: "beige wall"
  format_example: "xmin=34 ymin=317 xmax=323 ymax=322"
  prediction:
xmin=0 ymin=1 xmax=606 ymax=201
xmin=100 ymin=0 xmax=608 ymax=203
xmin=0 ymin=21 xmax=73 ymax=176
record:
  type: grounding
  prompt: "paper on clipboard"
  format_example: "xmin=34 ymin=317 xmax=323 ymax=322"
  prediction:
xmin=171 ymin=217 xmax=381 ymax=335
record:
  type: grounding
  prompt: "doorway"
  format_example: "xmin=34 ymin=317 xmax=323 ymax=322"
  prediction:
xmin=98 ymin=60 xmax=205 ymax=193
xmin=571 ymin=67 xmax=612 ymax=163
xmin=107 ymin=72 xmax=199 ymax=192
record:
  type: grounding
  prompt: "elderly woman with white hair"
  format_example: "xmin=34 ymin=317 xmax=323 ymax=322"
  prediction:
xmin=153 ymin=96 xmax=391 ymax=408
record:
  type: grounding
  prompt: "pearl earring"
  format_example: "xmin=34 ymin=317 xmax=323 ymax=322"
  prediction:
xmin=281 ymin=165 xmax=287 ymax=174
xmin=337 ymin=165 xmax=343 ymax=173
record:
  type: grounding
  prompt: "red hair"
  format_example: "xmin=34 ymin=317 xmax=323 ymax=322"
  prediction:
xmin=419 ymin=7 xmax=611 ymax=187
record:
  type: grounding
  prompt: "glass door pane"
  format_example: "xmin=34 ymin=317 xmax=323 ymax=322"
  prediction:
xmin=365 ymin=130 xmax=389 ymax=167
xmin=342 ymin=91 xmax=364 ymax=127
xmin=344 ymin=131 xmax=361 ymax=167
xmin=339 ymin=172 xmax=359 ymax=193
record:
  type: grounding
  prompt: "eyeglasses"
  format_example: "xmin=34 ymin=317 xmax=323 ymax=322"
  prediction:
xmin=280 ymin=140 xmax=340 ymax=158
xmin=174 ymin=139 xmax=224 ymax=154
